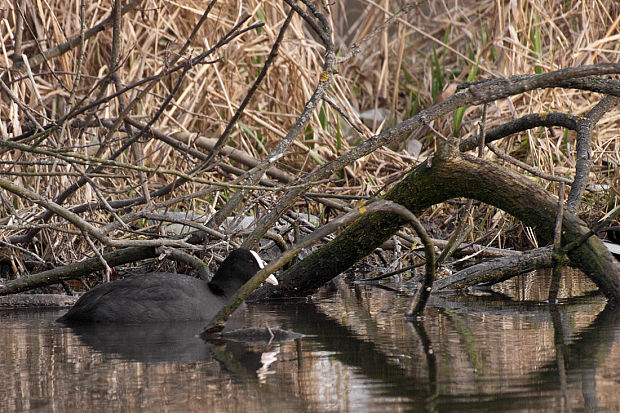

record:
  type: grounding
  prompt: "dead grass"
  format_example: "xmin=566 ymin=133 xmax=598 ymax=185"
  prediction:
xmin=0 ymin=0 xmax=619 ymax=271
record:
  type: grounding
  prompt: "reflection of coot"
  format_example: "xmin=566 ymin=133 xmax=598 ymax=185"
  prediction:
xmin=66 ymin=322 xmax=213 ymax=363
xmin=57 ymin=249 xmax=278 ymax=323
xmin=65 ymin=321 xmax=290 ymax=382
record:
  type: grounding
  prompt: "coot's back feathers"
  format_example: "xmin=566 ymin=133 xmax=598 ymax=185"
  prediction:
xmin=57 ymin=273 xmax=219 ymax=323
xmin=57 ymin=248 xmax=277 ymax=324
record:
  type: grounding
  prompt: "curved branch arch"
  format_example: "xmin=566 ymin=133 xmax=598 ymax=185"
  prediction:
xmin=271 ymin=143 xmax=620 ymax=303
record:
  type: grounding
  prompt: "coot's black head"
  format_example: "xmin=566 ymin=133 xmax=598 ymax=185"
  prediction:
xmin=603 ymin=226 xmax=620 ymax=244
xmin=208 ymin=248 xmax=276 ymax=296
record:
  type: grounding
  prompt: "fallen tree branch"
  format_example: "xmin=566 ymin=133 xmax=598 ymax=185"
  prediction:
xmin=432 ymin=246 xmax=555 ymax=291
xmin=202 ymin=199 xmax=434 ymax=334
xmin=0 ymin=246 xmax=158 ymax=295
xmin=264 ymin=143 xmax=620 ymax=303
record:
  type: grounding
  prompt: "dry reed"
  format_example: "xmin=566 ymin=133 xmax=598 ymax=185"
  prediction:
xmin=0 ymin=0 xmax=618 ymax=274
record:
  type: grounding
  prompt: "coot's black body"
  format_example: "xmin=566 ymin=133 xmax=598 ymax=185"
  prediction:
xmin=57 ymin=248 xmax=276 ymax=324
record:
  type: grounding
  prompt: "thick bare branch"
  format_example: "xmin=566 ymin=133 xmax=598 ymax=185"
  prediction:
xmin=245 ymin=64 xmax=620 ymax=247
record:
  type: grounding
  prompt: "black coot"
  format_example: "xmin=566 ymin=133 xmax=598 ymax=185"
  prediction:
xmin=57 ymin=248 xmax=278 ymax=323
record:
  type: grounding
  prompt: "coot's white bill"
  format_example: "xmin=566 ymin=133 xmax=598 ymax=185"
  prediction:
xmin=250 ymin=250 xmax=278 ymax=285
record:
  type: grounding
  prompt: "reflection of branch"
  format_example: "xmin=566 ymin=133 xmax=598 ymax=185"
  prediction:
xmin=549 ymin=306 xmax=569 ymax=410
xmin=408 ymin=320 xmax=438 ymax=404
xmin=532 ymin=301 xmax=619 ymax=408
xmin=405 ymin=217 xmax=435 ymax=318
xmin=563 ymin=300 xmax=618 ymax=369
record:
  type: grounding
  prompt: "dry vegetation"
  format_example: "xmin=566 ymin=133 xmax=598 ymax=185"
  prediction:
xmin=0 ymin=0 xmax=619 ymax=283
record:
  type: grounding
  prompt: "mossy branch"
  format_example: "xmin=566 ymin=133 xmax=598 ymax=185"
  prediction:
xmin=202 ymin=200 xmax=434 ymax=335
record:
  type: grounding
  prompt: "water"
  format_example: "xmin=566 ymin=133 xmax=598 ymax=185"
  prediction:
xmin=1 ymin=270 xmax=619 ymax=412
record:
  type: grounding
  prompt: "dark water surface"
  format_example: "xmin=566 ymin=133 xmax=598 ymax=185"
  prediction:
xmin=1 ymin=270 xmax=619 ymax=412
